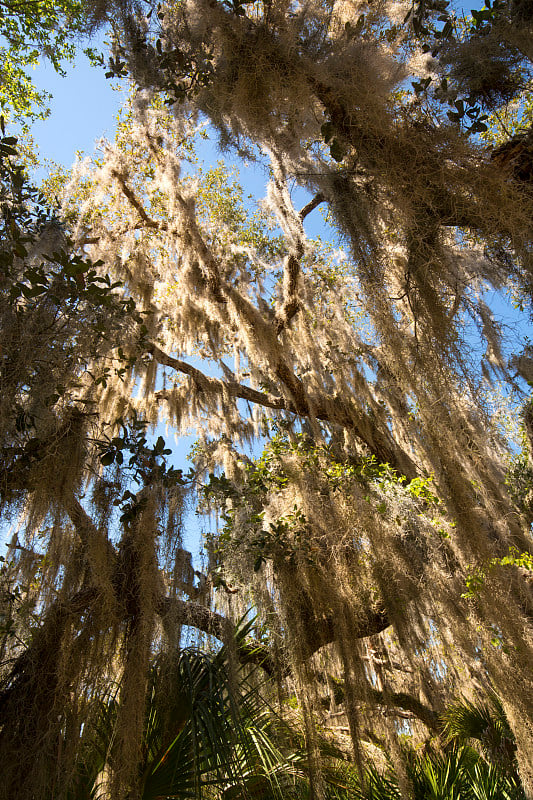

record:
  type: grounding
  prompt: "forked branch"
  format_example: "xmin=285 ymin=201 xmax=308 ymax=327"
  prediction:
xmin=275 ymin=191 xmax=326 ymax=334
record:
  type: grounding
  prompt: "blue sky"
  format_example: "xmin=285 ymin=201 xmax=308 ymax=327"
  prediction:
xmin=28 ymin=50 xmax=122 ymax=169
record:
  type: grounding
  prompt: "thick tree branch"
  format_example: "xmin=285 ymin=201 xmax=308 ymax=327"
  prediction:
xmin=151 ymin=343 xmax=418 ymax=479
xmin=0 ymin=586 xmax=98 ymax=716
xmin=64 ymin=494 xmax=110 ymax=550
xmin=170 ymin=190 xmax=280 ymax=349
xmin=150 ymin=343 xmax=287 ymax=410
xmin=291 ymin=605 xmax=390 ymax=662
xmin=63 ymin=493 xmax=117 ymax=579
xmin=175 ymin=190 xmax=227 ymax=303
xmin=156 ymin=595 xmax=391 ymax=675
xmin=309 ymin=77 xmax=533 ymax=239
xmin=300 ymin=192 xmax=325 ymax=221
xmin=275 ymin=252 xmax=302 ymax=335
xmin=321 ymin=673 xmax=441 ymax=733
xmin=0 ymin=558 xmax=389 ymax=715
xmin=156 ymin=595 xmax=280 ymax=675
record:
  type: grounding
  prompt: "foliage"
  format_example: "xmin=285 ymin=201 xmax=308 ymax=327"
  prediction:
xmin=463 ymin=547 xmax=533 ymax=600
xmin=442 ymin=694 xmax=518 ymax=777
xmin=404 ymin=0 xmax=533 ymax=134
xmin=0 ymin=132 xmax=146 ymax=513
xmin=2 ymin=0 xmax=533 ymax=797
xmin=52 ymin=644 xmax=531 ymax=800
xmin=0 ymin=0 xmax=93 ymax=125
xmin=65 ymin=641 xmax=306 ymax=800
xmin=204 ymin=431 xmax=446 ymax=580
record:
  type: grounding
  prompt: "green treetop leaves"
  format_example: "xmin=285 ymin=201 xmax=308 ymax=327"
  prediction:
xmin=0 ymin=0 xmax=89 ymax=126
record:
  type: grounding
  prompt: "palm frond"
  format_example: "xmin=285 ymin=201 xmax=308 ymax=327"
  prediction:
xmin=441 ymin=693 xmax=517 ymax=776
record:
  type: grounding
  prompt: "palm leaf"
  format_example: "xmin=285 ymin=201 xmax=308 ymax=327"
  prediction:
xmin=409 ymin=746 xmax=476 ymax=800
xmin=140 ymin=645 xmax=307 ymax=800
xmin=441 ymin=693 xmax=517 ymax=776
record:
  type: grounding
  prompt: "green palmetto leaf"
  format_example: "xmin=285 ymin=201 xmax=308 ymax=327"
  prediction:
xmin=66 ymin=642 xmax=527 ymax=800
xmin=71 ymin=640 xmax=306 ymax=800
xmin=470 ymin=761 xmax=524 ymax=800
xmin=442 ymin=694 xmax=511 ymax=744
xmin=409 ymin=747 xmax=477 ymax=800
xmin=441 ymin=693 xmax=518 ymax=776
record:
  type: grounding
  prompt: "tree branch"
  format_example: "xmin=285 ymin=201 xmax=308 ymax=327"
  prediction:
xmin=273 ymin=186 xmax=324 ymax=336
xmin=300 ymin=192 xmax=325 ymax=221
xmin=156 ymin=595 xmax=281 ymax=675
xmin=151 ymin=343 xmax=418 ymax=479
xmin=292 ymin=605 xmax=390 ymax=661
xmin=111 ymin=170 xmax=162 ymax=230
xmin=63 ymin=493 xmax=117 ymax=578
xmin=150 ymin=343 xmax=287 ymax=410
xmin=156 ymin=594 xmax=391 ymax=675
xmin=174 ymin=190 xmax=227 ymax=303
xmin=275 ymin=252 xmax=302 ymax=335
xmin=134 ymin=170 xmax=415 ymax=475
xmin=320 ymin=673 xmax=441 ymax=733
xmin=309 ymin=76 xmax=532 ymax=240
xmin=369 ymin=688 xmax=441 ymax=732
xmin=0 ymin=586 xmax=98 ymax=716
xmin=170 ymin=191 xmax=279 ymax=348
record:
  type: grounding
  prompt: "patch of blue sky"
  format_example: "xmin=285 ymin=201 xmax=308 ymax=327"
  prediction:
xmin=21 ymin=48 xmax=124 ymax=178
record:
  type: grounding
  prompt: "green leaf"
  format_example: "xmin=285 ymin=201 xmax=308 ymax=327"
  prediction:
xmin=329 ymin=138 xmax=346 ymax=162
xmin=321 ymin=120 xmax=335 ymax=144
xmin=254 ymin=555 xmax=266 ymax=572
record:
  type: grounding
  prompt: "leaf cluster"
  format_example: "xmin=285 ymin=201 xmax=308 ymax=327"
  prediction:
xmin=0 ymin=0 xmax=89 ymax=124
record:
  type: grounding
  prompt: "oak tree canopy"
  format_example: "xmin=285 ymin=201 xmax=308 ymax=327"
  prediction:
xmin=1 ymin=0 xmax=533 ymax=797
